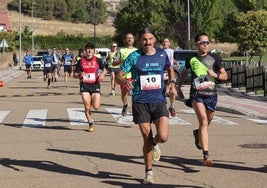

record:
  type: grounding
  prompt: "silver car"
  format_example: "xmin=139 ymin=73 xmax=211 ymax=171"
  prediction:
xmin=32 ymin=56 xmax=44 ymax=70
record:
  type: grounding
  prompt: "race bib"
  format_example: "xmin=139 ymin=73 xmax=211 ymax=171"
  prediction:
xmin=140 ymin=74 xmax=161 ymax=90
xmin=65 ymin=60 xmax=72 ymax=65
xmin=45 ymin=63 xmax=51 ymax=67
xmin=83 ymin=73 xmax=96 ymax=83
xmin=163 ymin=71 xmax=169 ymax=80
xmin=194 ymin=75 xmax=214 ymax=91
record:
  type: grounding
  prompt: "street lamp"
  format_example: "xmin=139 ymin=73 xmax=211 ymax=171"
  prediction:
xmin=31 ymin=2 xmax=36 ymax=55
xmin=19 ymin=0 xmax=22 ymax=68
xmin=93 ymin=0 xmax=96 ymax=48
xmin=187 ymin=0 xmax=190 ymax=41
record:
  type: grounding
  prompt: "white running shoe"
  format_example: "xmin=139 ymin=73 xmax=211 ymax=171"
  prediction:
xmin=143 ymin=171 xmax=154 ymax=184
xmin=152 ymin=145 xmax=161 ymax=161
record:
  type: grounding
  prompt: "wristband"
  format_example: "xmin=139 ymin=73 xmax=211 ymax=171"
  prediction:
xmin=216 ymin=73 xmax=220 ymax=80
xmin=169 ymin=80 xmax=176 ymax=84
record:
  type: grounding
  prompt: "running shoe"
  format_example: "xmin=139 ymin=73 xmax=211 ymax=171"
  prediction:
xmin=88 ymin=121 xmax=95 ymax=132
xmin=168 ymin=107 xmax=176 ymax=117
xmin=143 ymin=171 xmax=154 ymax=184
xmin=193 ymin=129 xmax=202 ymax=150
xmin=122 ymin=104 xmax=128 ymax=116
xmin=152 ymin=145 xmax=161 ymax=161
xmin=203 ymin=155 xmax=213 ymax=166
xmin=109 ymin=90 xmax=115 ymax=96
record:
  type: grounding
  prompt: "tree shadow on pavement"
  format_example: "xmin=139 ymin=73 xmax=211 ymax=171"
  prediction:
xmin=0 ymin=158 xmax=137 ymax=184
xmin=162 ymin=156 xmax=267 ymax=174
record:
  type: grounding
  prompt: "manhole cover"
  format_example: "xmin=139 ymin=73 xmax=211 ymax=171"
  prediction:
xmin=238 ymin=143 xmax=267 ymax=149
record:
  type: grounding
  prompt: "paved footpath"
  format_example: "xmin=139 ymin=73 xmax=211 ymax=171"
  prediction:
xmin=0 ymin=67 xmax=266 ymax=188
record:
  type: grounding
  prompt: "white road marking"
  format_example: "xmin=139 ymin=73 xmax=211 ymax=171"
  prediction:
xmin=67 ymin=108 xmax=88 ymax=125
xmin=22 ymin=109 xmax=47 ymax=127
xmin=212 ymin=116 xmax=238 ymax=125
xmin=181 ymin=109 xmax=237 ymax=125
xmin=247 ymin=118 xmax=267 ymax=125
xmin=0 ymin=111 xmax=10 ymax=123
xmin=105 ymin=108 xmax=190 ymax=125
xmin=105 ymin=107 xmax=134 ymax=125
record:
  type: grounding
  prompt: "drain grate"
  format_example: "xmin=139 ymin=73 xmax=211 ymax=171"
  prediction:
xmin=238 ymin=143 xmax=267 ymax=149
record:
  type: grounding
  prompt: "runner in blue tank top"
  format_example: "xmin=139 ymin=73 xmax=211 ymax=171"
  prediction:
xmin=116 ymin=27 xmax=177 ymax=185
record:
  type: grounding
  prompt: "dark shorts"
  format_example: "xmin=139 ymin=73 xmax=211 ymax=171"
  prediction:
xmin=109 ymin=67 xmax=120 ymax=74
xmin=26 ymin=64 xmax=32 ymax=69
xmin=52 ymin=64 xmax=59 ymax=71
xmin=64 ymin=66 xmax=72 ymax=74
xmin=80 ymin=83 xmax=101 ymax=95
xmin=43 ymin=67 xmax=52 ymax=75
xmin=187 ymin=93 xmax=218 ymax=111
xmin=132 ymin=103 xmax=169 ymax=124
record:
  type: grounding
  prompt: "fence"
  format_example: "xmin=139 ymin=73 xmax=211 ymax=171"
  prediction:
xmin=223 ymin=60 xmax=267 ymax=96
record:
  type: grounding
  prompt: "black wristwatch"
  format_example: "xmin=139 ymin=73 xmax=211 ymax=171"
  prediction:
xmin=169 ymin=79 xmax=176 ymax=84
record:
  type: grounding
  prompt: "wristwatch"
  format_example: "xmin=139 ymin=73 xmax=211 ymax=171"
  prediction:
xmin=169 ymin=79 xmax=176 ymax=84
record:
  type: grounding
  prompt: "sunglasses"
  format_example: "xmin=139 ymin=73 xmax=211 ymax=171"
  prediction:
xmin=196 ymin=40 xmax=210 ymax=45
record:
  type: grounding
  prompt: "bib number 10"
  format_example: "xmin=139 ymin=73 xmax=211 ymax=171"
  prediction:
xmin=140 ymin=74 xmax=161 ymax=90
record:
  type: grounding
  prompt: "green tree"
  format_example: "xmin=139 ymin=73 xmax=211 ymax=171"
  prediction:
xmin=236 ymin=10 xmax=267 ymax=63
xmin=113 ymin=0 xmax=168 ymax=45
xmin=87 ymin=0 xmax=108 ymax=24
xmin=234 ymin=0 xmax=267 ymax=12
xmin=53 ymin=0 xmax=68 ymax=21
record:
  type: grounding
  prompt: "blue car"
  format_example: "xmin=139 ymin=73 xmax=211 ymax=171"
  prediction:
xmin=173 ymin=49 xmax=198 ymax=84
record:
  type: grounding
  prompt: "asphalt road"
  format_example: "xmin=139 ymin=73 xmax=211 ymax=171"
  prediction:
xmin=0 ymin=71 xmax=266 ymax=188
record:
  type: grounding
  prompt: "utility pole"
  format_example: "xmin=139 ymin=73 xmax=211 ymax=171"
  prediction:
xmin=31 ymin=2 xmax=36 ymax=55
xmin=19 ymin=0 xmax=22 ymax=69
xmin=93 ymin=0 xmax=96 ymax=48
xmin=187 ymin=0 xmax=190 ymax=41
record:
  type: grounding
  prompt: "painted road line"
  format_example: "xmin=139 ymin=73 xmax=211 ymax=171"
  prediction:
xmin=105 ymin=108 xmax=189 ymax=125
xmin=0 ymin=111 xmax=10 ymax=123
xmin=67 ymin=108 xmax=88 ymax=125
xmin=247 ymin=118 xmax=267 ymax=125
xmin=181 ymin=109 xmax=237 ymax=125
xmin=212 ymin=116 xmax=238 ymax=125
xmin=105 ymin=107 xmax=134 ymax=125
xmin=22 ymin=109 xmax=47 ymax=127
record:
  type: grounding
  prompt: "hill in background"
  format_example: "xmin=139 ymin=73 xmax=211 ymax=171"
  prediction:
xmin=1 ymin=0 xmax=115 ymax=36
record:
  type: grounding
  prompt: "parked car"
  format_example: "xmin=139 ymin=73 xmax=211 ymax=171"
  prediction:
xmin=36 ymin=50 xmax=47 ymax=57
xmin=173 ymin=49 xmax=198 ymax=83
xmin=32 ymin=56 xmax=44 ymax=70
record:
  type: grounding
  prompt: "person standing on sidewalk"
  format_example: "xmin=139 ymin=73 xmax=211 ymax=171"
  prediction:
xmin=107 ymin=43 xmax=119 ymax=96
xmin=23 ymin=50 xmax=33 ymax=79
xmin=113 ymin=33 xmax=137 ymax=116
xmin=161 ymin=37 xmax=178 ymax=117
xmin=178 ymin=32 xmax=227 ymax=166
xmin=116 ymin=27 xmax=176 ymax=184
xmin=74 ymin=42 xmax=107 ymax=132
xmin=13 ymin=52 xmax=18 ymax=67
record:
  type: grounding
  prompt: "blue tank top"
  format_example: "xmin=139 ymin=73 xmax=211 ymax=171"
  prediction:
xmin=121 ymin=48 xmax=171 ymax=103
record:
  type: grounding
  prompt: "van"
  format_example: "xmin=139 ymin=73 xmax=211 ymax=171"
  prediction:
xmin=94 ymin=48 xmax=111 ymax=62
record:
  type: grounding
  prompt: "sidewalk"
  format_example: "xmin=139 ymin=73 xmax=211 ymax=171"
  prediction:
xmin=180 ymin=84 xmax=267 ymax=119
xmin=1 ymin=67 xmax=267 ymax=119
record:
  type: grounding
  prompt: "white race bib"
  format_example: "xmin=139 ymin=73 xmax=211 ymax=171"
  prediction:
xmin=83 ymin=73 xmax=96 ymax=83
xmin=163 ymin=71 xmax=169 ymax=80
xmin=45 ymin=63 xmax=51 ymax=67
xmin=140 ymin=74 xmax=161 ymax=90
xmin=194 ymin=75 xmax=214 ymax=91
